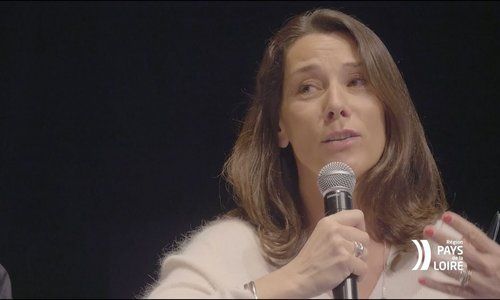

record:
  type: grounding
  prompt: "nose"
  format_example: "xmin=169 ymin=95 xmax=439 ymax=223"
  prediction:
xmin=324 ymin=88 xmax=351 ymax=122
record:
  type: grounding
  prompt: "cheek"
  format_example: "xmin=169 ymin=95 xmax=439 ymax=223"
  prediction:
xmin=283 ymin=105 xmax=318 ymax=141
xmin=282 ymin=106 xmax=319 ymax=151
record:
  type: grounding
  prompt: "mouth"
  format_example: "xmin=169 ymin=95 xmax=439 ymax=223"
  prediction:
xmin=323 ymin=136 xmax=354 ymax=142
xmin=322 ymin=130 xmax=361 ymax=143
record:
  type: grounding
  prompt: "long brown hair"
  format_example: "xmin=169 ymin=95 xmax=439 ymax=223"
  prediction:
xmin=222 ymin=8 xmax=448 ymax=266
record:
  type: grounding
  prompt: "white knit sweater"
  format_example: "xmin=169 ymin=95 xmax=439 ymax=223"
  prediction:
xmin=145 ymin=217 xmax=461 ymax=299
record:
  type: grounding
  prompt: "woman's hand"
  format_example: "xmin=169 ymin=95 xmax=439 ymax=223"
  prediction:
xmin=254 ymin=209 xmax=369 ymax=298
xmin=419 ymin=211 xmax=500 ymax=298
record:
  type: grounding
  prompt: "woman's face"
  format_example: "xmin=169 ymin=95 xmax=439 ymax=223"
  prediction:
xmin=279 ymin=32 xmax=386 ymax=180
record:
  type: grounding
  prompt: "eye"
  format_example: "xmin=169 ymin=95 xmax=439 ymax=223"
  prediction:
xmin=298 ymin=83 xmax=320 ymax=96
xmin=299 ymin=84 xmax=314 ymax=94
xmin=347 ymin=76 xmax=367 ymax=87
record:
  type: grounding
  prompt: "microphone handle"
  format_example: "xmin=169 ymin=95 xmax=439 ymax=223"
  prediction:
xmin=333 ymin=275 xmax=358 ymax=299
xmin=324 ymin=190 xmax=358 ymax=299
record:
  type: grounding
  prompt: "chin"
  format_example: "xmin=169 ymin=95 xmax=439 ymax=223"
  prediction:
xmin=349 ymin=162 xmax=363 ymax=179
xmin=316 ymin=152 xmax=377 ymax=179
xmin=317 ymin=158 xmax=358 ymax=176
xmin=331 ymin=159 xmax=366 ymax=180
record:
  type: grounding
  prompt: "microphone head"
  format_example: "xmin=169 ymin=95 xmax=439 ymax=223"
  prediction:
xmin=317 ymin=161 xmax=356 ymax=196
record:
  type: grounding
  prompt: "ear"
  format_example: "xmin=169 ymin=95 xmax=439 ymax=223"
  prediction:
xmin=278 ymin=120 xmax=290 ymax=148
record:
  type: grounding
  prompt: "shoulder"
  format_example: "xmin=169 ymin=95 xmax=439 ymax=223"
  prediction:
xmin=0 ymin=264 xmax=12 ymax=299
xmin=144 ymin=217 xmax=265 ymax=298
xmin=166 ymin=216 xmax=260 ymax=258
xmin=195 ymin=216 xmax=257 ymax=242
xmin=155 ymin=216 xmax=267 ymax=285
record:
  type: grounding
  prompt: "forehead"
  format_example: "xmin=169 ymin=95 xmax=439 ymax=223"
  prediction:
xmin=284 ymin=32 xmax=360 ymax=70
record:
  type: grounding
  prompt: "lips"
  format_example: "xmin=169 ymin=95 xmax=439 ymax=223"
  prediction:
xmin=322 ymin=129 xmax=361 ymax=143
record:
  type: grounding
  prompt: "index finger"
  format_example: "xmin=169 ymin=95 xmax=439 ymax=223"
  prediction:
xmin=442 ymin=211 xmax=499 ymax=254
xmin=327 ymin=209 xmax=366 ymax=232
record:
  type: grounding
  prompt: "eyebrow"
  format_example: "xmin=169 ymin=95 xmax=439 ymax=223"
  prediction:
xmin=289 ymin=62 xmax=364 ymax=77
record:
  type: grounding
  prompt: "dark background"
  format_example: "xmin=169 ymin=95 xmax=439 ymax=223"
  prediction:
xmin=1 ymin=1 xmax=499 ymax=298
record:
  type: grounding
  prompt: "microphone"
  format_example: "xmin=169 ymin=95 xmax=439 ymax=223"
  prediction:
xmin=318 ymin=161 xmax=358 ymax=299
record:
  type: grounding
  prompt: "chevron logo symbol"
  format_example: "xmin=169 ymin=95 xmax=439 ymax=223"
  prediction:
xmin=411 ymin=239 xmax=432 ymax=271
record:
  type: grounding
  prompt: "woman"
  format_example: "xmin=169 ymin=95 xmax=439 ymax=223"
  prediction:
xmin=145 ymin=8 xmax=500 ymax=299
xmin=0 ymin=263 xmax=12 ymax=299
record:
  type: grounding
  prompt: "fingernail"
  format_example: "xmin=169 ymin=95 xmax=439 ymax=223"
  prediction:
xmin=424 ymin=227 xmax=434 ymax=237
xmin=418 ymin=277 xmax=426 ymax=285
xmin=442 ymin=213 xmax=452 ymax=224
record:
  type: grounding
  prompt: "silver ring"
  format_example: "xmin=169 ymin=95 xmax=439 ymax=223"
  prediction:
xmin=459 ymin=267 xmax=471 ymax=287
xmin=353 ymin=241 xmax=365 ymax=258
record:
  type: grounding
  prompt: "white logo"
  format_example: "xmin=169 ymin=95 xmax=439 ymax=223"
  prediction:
xmin=411 ymin=239 xmax=465 ymax=271
xmin=411 ymin=239 xmax=432 ymax=270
